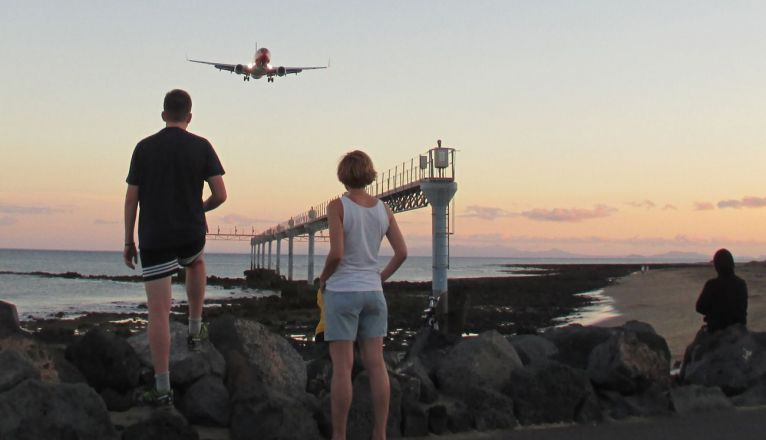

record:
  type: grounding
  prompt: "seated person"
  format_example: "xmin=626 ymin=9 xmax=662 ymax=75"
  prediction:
xmin=695 ymin=248 xmax=748 ymax=332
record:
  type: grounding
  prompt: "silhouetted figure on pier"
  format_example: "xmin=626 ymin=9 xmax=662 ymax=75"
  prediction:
xmin=695 ymin=248 xmax=748 ymax=332
xmin=123 ymin=89 xmax=227 ymax=406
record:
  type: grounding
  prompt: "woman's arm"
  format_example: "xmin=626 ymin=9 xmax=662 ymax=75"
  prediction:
xmin=319 ymin=199 xmax=344 ymax=290
xmin=380 ymin=207 xmax=407 ymax=283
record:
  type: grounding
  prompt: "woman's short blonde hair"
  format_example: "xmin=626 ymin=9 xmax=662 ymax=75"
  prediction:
xmin=337 ymin=150 xmax=377 ymax=189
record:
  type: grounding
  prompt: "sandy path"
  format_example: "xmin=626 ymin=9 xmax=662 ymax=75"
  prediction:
xmin=596 ymin=264 xmax=766 ymax=362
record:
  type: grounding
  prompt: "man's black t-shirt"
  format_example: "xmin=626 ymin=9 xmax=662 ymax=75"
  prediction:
xmin=126 ymin=127 xmax=224 ymax=250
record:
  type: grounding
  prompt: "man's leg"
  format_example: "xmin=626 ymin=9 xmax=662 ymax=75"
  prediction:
xmin=329 ymin=340 xmax=354 ymax=440
xmin=359 ymin=337 xmax=389 ymax=440
xmin=145 ymin=276 xmax=173 ymax=393
xmin=185 ymin=254 xmax=206 ymax=331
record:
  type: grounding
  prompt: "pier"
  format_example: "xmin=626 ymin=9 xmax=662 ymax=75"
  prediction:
xmin=207 ymin=144 xmax=458 ymax=329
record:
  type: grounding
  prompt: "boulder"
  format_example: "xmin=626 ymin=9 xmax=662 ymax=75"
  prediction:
xmin=128 ymin=321 xmax=225 ymax=388
xmin=731 ymin=378 xmax=766 ymax=407
xmin=680 ymin=324 xmax=766 ymax=395
xmin=401 ymin=401 xmax=429 ymax=437
xmin=0 ymin=331 xmax=83 ymax=384
xmin=0 ymin=349 xmax=40 ymax=393
xmin=179 ymin=375 xmax=230 ymax=427
xmin=508 ymin=334 xmax=558 ymax=365
xmin=587 ymin=329 xmax=671 ymax=394
xmin=670 ymin=385 xmax=733 ymax=415
xmin=463 ymin=387 xmax=516 ymax=431
xmin=65 ymin=326 xmax=141 ymax=392
xmin=230 ymin=391 xmax=321 ymax=440
xmin=597 ymin=384 xmax=671 ymax=419
xmin=121 ymin=409 xmax=199 ymax=440
xmin=542 ymin=324 xmax=614 ymax=370
xmin=306 ymin=355 xmax=332 ymax=397
xmin=0 ymin=301 xmax=21 ymax=336
xmin=506 ymin=360 xmax=601 ymax=425
xmin=346 ymin=371 xmax=403 ymax=439
xmin=0 ymin=379 xmax=119 ymax=440
xmin=99 ymin=387 xmax=133 ymax=412
xmin=396 ymin=358 xmax=438 ymax=403
xmin=442 ymin=398 xmax=472 ymax=433
xmin=434 ymin=330 xmax=522 ymax=396
xmin=208 ymin=316 xmax=306 ymax=402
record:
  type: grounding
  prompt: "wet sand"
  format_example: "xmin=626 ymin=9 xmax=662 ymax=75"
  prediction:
xmin=596 ymin=263 xmax=766 ymax=363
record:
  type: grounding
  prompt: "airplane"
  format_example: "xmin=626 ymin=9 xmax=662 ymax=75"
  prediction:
xmin=188 ymin=47 xmax=328 ymax=83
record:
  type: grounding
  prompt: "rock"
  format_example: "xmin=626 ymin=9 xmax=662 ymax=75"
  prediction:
xmin=0 ymin=379 xmax=119 ymax=440
xmin=428 ymin=403 xmax=448 ymax=434
xmin=99 ymin=387 xmax=133 ymax=412
xmin=0 ymin=349 xmax=40 ymax=393
xmin=597 ymin=384 xmax=671 ymax=420
xmin=506 ymin=360 xmax=601 ymax=425
xmin=208 ymin=316 xmax=306 ymax=401
xmin=128 ymin=321 xmax=225 ymax=388
xmin=179 ymin=375 xmax=231 ymax=427
xmin=508 ymin=334 xmax=558 ymax=365
xmin=434 ymin=330 xmax=522 ymax=396
xmin=680 ymin=324 xmax=766 ymax=395
xmin=731 ymin=378 xmax=766 ymax=407
xmin=396 ymin=358 xmax=438 ymax=403
xmin=229 ymin=391 xmax=321 ymax=440
xmin=542 ymin=324 xmax=614 ymax=370
xmin=587 ymin=329 xmax=670 ymax=394
xmin=401 ymin=402 xmax=429 ymax=437
xmin=65 ymin=327 xmax=141 ymax=392
xmin=463 ymin=387 xmax=516 ymax=431
xmin=442 ymin=398 xmax=472 ymax=433
xmin=0 ymin=331 xmax=83 ymax=384
xmin=306 ymin=355 xmax=332 ymax=397
xmin=670 ymin=385 xmax=733 ymax=415
xmin=0 ymin=301 xmax=21 ymax=336
xmin=347 ymin=371 xmax=403 ymax=439
xmin=121 ymin=409 xmax=199 ymax=440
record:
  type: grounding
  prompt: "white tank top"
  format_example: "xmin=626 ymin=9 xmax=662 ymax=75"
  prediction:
xmin=325 ymin=195 xmax=390 ymax=292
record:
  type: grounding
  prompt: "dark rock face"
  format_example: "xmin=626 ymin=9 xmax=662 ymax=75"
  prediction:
xmin=128 ymin=321 xmax=225 ymax=388
xmin=0 ymin=379 xmax=119 ymax=440
xmin=229 ymin=392 xmax=321 ymax=440
xmin=542 ymin=324 xmax=614 ymax=370
xmin=396 ymin=358 xmax=438 ymax=404
xmin=66 ymin=327 xmax=141 ymax=392
xmin=507 ymin=360 xmax=600 ymax=425
xmin=508 ymin=334 xmax=558 ymax=366
xmin=462 ymin=387 xmax=516 ymax=431
xmin=731 ymin=378 xmax=766 ymax=407
xmin=670 ymin=385 xmax=733 ymax=415
xmin=587 ymin=329 xmax=671 ymax=394
xmin=209 ymin=316 xmax=306 ymax=401
xmin=434 ymin=330 xmax=522 ymax=396
xmin=0 ymin=349 xmax=40 ymax=393
xmin=346 ymin=371 xmax=403 ymax=439
xmin=1 ymin=330 xmax=83 ymax=384
xmin=179 ymin=375 xmax=231 ymax=427
xmin=121 ymin=410 xmax=200 ymax=440
xmin=597 ymin=384 xmax=672 ymax=419
xmin=0 ymin=301 xmax=21 ymax=336
xmin=680 ymin=324 xmax=766 ymax=395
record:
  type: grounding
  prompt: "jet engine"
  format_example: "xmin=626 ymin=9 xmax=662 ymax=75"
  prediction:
xmin=235 ymin=64 xmax=245 ymax=75
xmin=277 ymin=66 xmax=287 ymax=77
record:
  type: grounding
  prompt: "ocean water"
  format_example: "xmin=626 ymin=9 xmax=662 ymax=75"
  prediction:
xmin=0 ymin=248 xmax=657 ymax=322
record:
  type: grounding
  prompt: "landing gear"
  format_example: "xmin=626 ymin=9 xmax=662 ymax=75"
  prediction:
xmin=268 ymin=77 xmax=274 ymax=83
xmin=243 ymin=76 xmax=250 ymax=82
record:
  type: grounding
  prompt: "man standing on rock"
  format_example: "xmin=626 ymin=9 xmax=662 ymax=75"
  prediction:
xmin=123 ymin=89 xmax=227 ymax=406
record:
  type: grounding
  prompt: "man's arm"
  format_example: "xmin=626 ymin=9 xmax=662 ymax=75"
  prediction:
xmin=123 ymin=185 xmax=139 ymax=269
xmin=203 ymin=175 xmax=227 ymax=212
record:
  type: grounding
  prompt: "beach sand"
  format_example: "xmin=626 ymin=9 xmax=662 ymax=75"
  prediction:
xmin=596 ymin=263 xmax=766 ymax=363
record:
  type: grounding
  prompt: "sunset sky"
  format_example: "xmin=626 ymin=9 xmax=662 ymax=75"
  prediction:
xmin=1 ymin=1 xmax=764 ymax=258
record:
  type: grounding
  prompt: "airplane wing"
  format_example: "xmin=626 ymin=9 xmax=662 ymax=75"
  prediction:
xmin=281 ymin=66 xmax=328 ymax=75
xmin=187 ymin=59 xmax=237 ymax=73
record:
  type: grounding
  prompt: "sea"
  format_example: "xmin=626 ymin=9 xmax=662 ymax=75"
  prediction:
xmin=0 ymin=248 xmax=696 ymax=324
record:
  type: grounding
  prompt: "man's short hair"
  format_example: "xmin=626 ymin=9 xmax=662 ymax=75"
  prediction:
xmin=163 ymin=89 xmax=192 ymax=122
xmin=337 ymin=150 xmax=377 ymax=189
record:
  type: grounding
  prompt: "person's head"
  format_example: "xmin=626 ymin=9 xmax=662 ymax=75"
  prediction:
xmin=337 ymin=150 xmax=376 ymax=189
xmin=162 ymin=89 xmax=192 ymax=124
xmin=713 ymin=248 xmax=735 ymax=276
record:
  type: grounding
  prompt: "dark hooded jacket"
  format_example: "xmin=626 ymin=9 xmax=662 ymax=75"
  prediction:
xmin=695 ymin=249 xmax=748 ymax=332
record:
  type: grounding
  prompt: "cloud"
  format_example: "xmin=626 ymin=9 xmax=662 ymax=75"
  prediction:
xmin=521 ymin=204 xmax=617 ymax=223
xmin=717 ymin=196 xmax=766 ymax=209
xmin=0 ymin=203 xmax=63 ymax=215
xmin=215 ymin=214 xmax=276 ymax=225
xmin=94 ymin=219 xmax=118 ymax=225
xmin=662 ymin=204 xmax=677 ymax=211
xmin=694 ymin=202 xmax=715 ymax=211
xmin=626 ymin=200 xmax=656 ymax=209
xmin=461 ymin=205 xmax=516 ymax=220
xmin=0 ymin=216 xmax=17 ymax=226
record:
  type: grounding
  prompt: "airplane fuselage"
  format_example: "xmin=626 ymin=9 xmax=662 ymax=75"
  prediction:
xmin=188 ymin=46 xmax=326 ymax=83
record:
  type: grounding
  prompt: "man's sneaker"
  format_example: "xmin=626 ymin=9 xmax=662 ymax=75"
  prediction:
xmin=187 ymin=322 xmax=209 ymax=352
xmin=137 ymin=388 xmax=174 ymax=408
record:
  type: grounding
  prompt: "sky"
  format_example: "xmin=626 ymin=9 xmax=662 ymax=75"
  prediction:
xmin=1 ymin=1 xmax=765 ymax=258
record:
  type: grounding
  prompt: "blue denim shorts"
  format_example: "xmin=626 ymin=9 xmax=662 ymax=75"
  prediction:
xmin=323 ymin=290 xmax=388 ymax=341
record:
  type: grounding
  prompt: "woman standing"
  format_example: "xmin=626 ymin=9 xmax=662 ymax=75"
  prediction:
xmin=319 ymin=150 xmax=408 ymax=440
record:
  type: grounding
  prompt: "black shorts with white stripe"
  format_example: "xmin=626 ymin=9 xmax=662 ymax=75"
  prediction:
xmin=139 ymin=238 xmax=205 ymax=281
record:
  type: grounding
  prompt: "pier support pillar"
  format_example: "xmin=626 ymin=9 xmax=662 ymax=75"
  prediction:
xmin=250 ymin=240 xmax=255 ymax=271
xmin=260 ymin=243 xmax=266 ymax=268
xmin=307 ymin=230 xmax=316 ymax=283
xmin=288 ymin=235 xmax=294 ymax=281
xmin=255 ymin=242 xmax=261 ymax=269
xmin=421 ymin=181 xmax=458 ymax=334
xmin=276 ymin=238 xmax=281 ymax=275
xmin=267 ymin=240 xmax=272 ymax=270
